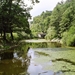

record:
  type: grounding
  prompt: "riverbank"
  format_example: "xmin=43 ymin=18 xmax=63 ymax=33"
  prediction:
xmin=22 ymin=39 xmax=62 ymax=43
xmin=25 ymin=39 xmax=50 ymax=43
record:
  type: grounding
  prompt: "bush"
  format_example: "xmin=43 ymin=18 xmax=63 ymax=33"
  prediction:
xmin=45 ymin=27 xmax=56 ymax=40
xmin=66 ymin=34 xmax=75 ymax=46
xmin=62 ymin=26 xmax=75 ymax=46
xmin=62 ymin=32 xmax=68 ymax=45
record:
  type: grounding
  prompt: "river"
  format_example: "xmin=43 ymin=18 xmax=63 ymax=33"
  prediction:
xmin=0 ymin=42 xmax=75 ymax=75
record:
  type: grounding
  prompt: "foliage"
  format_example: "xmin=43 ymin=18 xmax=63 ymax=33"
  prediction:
xmin=45 ymin=0 xmax=75 ymax=46
xmin=0 ymin=0 xmax=39 ymax=41
xmin=30 ymin=11 xmax=52 ymax=38
xmin=30 ymin=0 xmax=75 ymax=46
xmin=30 ymin=23 xmax=41 ymax=37
xmin=49 ymin=2 xmax=64 ymax=38
xmin=60 ymin=6 xmax=74 ymax=35
xmin=45 ymin=26 xmax=56 ymax=40
xmin=62 ymin=26 xmax=75 ymax=46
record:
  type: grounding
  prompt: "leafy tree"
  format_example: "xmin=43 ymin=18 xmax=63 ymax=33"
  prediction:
xmin=45 ymin=26 xmax=56 ymax=40
xmin=41 ymin=11 xmax=52 ymax=19
xmin=60 ymin=6 xmax=74 ymax=34
xmin=30 ymin=23 xmax=41 ymax=37
xmin=49 ymin=2 xmax=64 ymax=38
xmin=0 ymin=0 xmax=39 ymax=41
xmin=30 ymin=11 xmax=52 ymax=37
xmin=60 ymin=0 xmax=75 ymax=35
xmin=62 ymin=25 xmax=75 ymax=46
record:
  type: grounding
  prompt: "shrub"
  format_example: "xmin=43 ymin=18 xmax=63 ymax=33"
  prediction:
xmin=45 ymin=27 xmax=56 ymax=40
xmin=62 ymin=26 xmax=75 ymax=46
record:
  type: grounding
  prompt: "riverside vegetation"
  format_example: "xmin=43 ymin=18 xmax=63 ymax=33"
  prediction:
xmin=0 ymin=0 xmax=75 ymax=75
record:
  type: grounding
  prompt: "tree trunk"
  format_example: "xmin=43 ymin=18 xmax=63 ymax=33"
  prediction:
xmin=3 ymin=31 xmax=6 ymax=40
xmin=10 ymin=30 xmax=13 ymax=40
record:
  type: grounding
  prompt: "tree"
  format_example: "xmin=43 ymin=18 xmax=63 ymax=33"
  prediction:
xmin=62 ymin=25 xmax=75 ymax=46
xmin=45 ymin=26 xmax=56 ymax=40
xmin=0 ymin=0 xmax=39 ymax=41
xmin=59 ymin=0 xmax=75 ymax=36
xmin=49 ymin=2 xmax=64 ymax=38
xmin=30 ymin=11 xmax=52 ymax=38
xmin=60 ymin=6 xmax=74 ymax=34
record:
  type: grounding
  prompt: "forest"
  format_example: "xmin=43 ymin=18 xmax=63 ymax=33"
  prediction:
xmin=30 ymin=0 xmax=75 ymax=46
xmin=0 ymin=0 xmax=75 ymax=48
xmin=0 ymin=0 xmax=32 ymax=41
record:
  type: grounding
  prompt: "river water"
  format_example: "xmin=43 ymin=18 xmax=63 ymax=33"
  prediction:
xmin=0 ymin=42 xmax=75 ymax=75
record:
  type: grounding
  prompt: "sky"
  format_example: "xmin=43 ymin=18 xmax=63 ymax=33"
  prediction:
xmin=25 ymin=0 xmax=66 ymax=20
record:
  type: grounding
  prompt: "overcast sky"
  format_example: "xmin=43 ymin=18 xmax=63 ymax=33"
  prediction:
xmin=29 ymin=0 xmax=66 ymax=18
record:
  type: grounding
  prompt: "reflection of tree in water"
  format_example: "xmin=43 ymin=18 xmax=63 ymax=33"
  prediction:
xmin=0 ymin=59 xmax=28 ymax=75
xmin=25 ymin=42 xmax=61 ymax=48
xmin=0 ymin=50 xmax=31 ymax=75
xmin=26 ymin=42 xmax=48 ymax=48
xmin=19 ymin=47 xmax=33 ymax=75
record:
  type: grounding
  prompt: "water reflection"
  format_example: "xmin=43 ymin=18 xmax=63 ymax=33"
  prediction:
xmin=27 ymin=48 xmax=34 ymax=59
xmin=0 ymin=59 xmax=27 ymax=75
xmin=0 ymin=51 xmax=28 ymax=75
xmin=0 ymin=46 xmax=64 ymax=75
xmin=27 ymin=63 xmax=56 ymax=75
xmin=26 ymin=48 xmax=63 ymax=75
xmin=27 ymin=63 xmax=43 ymax=75
xmin=26 ymin=42 xmax=62 ymax=48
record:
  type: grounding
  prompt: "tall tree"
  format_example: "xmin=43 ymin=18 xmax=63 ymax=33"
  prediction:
xmin=49 ymin=2 xmax=64 ymax=38
xmin=30 ymin=11 xmax=52 ymax=37
xmin=60 ymin=0 xmax=75 ymax=35
xmin=0 ymin=0 xmax=39 ymax=41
